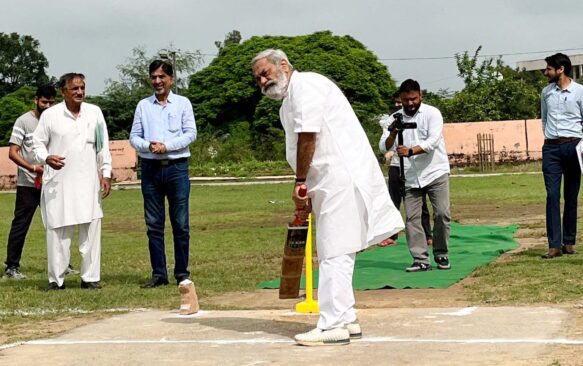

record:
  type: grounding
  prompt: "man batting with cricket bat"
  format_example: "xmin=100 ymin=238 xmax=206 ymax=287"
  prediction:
xmin=252 ymin=49 xmax=404 ymax=346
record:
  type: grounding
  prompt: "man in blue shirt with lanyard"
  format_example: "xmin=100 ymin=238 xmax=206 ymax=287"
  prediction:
xmin=130 ymin=60 xmax=197 ymax=287
xmin=540 ymin=53 xmax=583 ymax=259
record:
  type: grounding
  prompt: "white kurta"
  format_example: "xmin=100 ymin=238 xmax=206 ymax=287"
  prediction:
xmin=280 ymin=71 xmax=404 ymax=260
xmin=32 ymin=102 xmax=112 ymax=230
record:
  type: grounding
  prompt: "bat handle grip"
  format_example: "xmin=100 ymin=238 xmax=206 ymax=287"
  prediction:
xmin=34 ymin=173 xmax=42 ymax=190
xmin=298 ymin=185 xmax=307 ymax=198
xmin=291 ymin=185 xmax=308 ymax=225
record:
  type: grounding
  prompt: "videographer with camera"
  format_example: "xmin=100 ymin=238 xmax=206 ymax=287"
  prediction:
xmin=378 ymin=79 xmax=451 ymax=272
xmin=378 ymin=92 xmax=433 ymax=247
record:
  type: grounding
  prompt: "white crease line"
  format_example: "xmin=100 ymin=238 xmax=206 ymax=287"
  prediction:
xmin=0 ymin=342 xmax=24 ymax=351
xmin=12 ymin=337 xmax=583 ymax=347
xmin=172 ymin=310 xmax=210 ymax=318
xmin=0 ymin=308 xmax=149 ymax=316
xmin=359 ymin=337 xmax=583 ymax=345
xmin=434 ymin=306 xmax=478 ymax=316
xmin=26 ymin=339 xmax=293 ymax=346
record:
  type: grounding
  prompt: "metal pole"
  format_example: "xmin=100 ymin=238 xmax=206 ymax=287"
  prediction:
xmin=477 ymin=133 xmax=482 ymax=171
xmin=524 ymin=119 xmax=530 ymax=160
xmin=490 ymin=134 xmax=495 ymax=171
xmin=398 ymin=130 xmax=406 ymax=199
xmin=172 ymin=51 xmax=177 ymax=94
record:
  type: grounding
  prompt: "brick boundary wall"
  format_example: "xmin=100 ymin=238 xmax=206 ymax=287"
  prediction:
xmin=0 ymin=120 xmax=546 ymax=189
xmin=443 ymin=119 xmax=544 ymax=166
xmin=0 ymin=140 xmax=137 ymax=190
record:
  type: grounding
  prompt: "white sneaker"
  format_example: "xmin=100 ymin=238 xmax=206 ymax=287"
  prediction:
xmin=294 ymin=327 xmax=350 ymax=346
xmin=3 ymin=267 xmax=26 ymax=280
xmin=64 ymin=265 xmax=79 ymax=276
xmin=347 ymin=322 xmax=362 ymax=339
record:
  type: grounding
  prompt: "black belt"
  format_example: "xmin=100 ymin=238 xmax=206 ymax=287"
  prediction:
xmin=544 ymin=137 xmax=581 ymax=145
xmin=142 ymin=157 xmax=187 ymax=166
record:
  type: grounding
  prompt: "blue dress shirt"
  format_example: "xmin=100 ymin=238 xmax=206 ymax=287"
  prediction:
xmin=130 ymin=92 xmax=197 ymax=159
xmin=541 ymin=80 xmax=583 ymax=139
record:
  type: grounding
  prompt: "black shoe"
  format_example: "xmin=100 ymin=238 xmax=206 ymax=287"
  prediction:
xmin=406 ymin=262 xmax=431 ymax=272
xmin=435 ymin=256 xmax=451 ymax=270
xmin=44 ymin=282 xmax=65 ymax=291
xmin=81 ymin=281 xmax=102 ymax=290
xmin=140 ymin=277 xmax=169 ymax=288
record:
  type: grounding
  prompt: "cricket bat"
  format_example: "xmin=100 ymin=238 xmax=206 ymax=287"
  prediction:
xmin=279 ymin=186 xmax=309 ymax=299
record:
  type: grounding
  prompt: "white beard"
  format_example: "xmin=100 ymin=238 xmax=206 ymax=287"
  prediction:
xmin=262 ymin=70 xmax=289 ymax=100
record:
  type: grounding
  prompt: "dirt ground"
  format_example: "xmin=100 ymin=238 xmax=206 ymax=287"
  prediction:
xmin=4 ymin=201 xmax=583 ymax=365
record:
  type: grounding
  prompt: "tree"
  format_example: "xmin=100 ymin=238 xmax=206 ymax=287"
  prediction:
xmin=0 ymin=87 xmax=33 ymax=145
xmin=111 ymin=45 xmax=203 ymax=94
xmin=0 ymin=32 xmax=50 ymax=97
xmin=188 ymin=31 xmax=396 ymax=160
xmin=441 ymin=46 xmax=546 ymax=122
xmin=94 ymin=45 xmax=203 ymax=139
xmin=215 ymin=30 xmax=242 ymax=52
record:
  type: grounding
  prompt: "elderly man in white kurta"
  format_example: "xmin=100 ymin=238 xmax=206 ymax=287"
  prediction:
xmin=252 ymin=49 xmax=404 ymax=346
xmin=32 ymin=73 xmax=112 ymax=291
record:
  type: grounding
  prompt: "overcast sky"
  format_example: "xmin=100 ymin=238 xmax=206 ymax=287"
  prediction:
xmin=3 ymin=0 xmax=583 ymax=95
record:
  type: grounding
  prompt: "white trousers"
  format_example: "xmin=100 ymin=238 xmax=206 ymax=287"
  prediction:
xmin=316 ymin=253 xmax=357 ymax=330
xmin=47 ymin=219 xmax=101 ymax=286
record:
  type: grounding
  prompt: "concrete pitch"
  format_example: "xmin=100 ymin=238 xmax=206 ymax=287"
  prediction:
xmin=1 ymin=306 xmax=582 ymax=365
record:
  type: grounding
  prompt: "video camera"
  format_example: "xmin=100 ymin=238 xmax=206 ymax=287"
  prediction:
xmin=387 ymin=112 xmax=418 ymax=199
xmin=388 ymin=112 xmax=417 ymax=132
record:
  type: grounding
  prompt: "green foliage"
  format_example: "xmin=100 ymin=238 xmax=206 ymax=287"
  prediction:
xmin=188 ymin=31 xmax=396 ymax=160
xmin=430 ymin=46 xmax=546 ymax=122
xmin=4 ymin=86 xmax=36 ymax=105
xmin=188 ymin=128 xmax=256 ymax=166
xmin=87 ymin=84 xmax=147 ymax=140
xmin=0 ymin=88 xmax=32 ymax=145
xmin=0 ymin=32 xmax=50 ymax=97
xmin=215 ymin=30 xmax=242 ymax=52
xmin=188 ymin=159 xmax=293 ymax=177
xmin=96 ymin=46 xmax=204 ymax=139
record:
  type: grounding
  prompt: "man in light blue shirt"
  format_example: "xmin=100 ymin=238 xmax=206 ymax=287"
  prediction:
xmin=130 ymin=59 xmax=197 ymax=287
xmin=540 ymin=53 xmax=583 ymax=259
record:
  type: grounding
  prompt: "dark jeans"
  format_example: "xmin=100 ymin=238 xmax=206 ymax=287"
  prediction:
xmin=542 ymin=140 xmax=581 ymax=248
xmin=388 ymin=165 xmax=432 ymax=241
xmin=5 ymin=185 xmax=41 ymax=268
xmin=140 ymin=158 xmax=191 ymax=282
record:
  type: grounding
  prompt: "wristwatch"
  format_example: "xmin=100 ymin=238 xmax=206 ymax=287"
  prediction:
xmin=408 ymin=148 xmax=414 ymax=157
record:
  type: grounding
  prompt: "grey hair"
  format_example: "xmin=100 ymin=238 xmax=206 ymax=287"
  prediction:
xmin=251 ymin=49 xmax=294 ymax=69
xmin=58 ymin=73 xmax=85 ymax=89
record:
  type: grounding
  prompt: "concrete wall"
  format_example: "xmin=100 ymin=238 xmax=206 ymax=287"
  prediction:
xmin=443 ymin=119 xmax=544 ymax=165
xmin=0 ymin=140 xmax=138 ymax=190
xmin=0 ymin=120 xmax=547 ymax=189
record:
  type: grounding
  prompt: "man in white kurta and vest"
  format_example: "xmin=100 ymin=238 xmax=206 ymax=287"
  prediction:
xmin=32 ymin=73 xmax=112 ymax=291
xmin=252 ymin=49 xmax=404 ymax=346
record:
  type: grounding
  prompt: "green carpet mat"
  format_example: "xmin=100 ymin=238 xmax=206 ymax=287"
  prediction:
xmin=257 ymin=222 xmax=518 ymax=289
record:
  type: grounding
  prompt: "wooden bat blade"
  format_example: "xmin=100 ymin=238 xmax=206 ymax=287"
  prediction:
xmin=279 ymin=223 xmax=308 ymax=299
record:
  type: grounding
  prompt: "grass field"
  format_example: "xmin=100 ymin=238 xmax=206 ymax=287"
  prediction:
xmin=1 ymin=172 xmax=583 ymax=344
